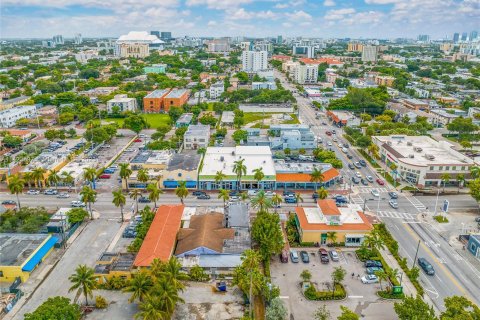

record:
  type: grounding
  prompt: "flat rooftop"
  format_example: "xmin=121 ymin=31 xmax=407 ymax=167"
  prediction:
xmin=329 ymin=110 xmax=356 ymax=120
xmin=166 ymin=89 xmax=188 ymax=98
xmin=145 ymin=89 xmax=170 ymax=99
xmin=274 ymin=160 xmax=332 ymax=174
xmin=59 ymin=159 xmax=98 ymax=179
xmin=131 ymin=150 xmax=173 ymax=165
xmin=303 ymin=204 xmax=364 ymax=224
xmin=168 ymin=151 xmax=201 ymax=171
xmin=221 ymin=111 xmax=235 ymax=123
xmin=430 ymin=109 xmax=459 ymax=119
xmin=24 ymin=152 xmax=69 ymax=172
xmin=177 ymin=113 xmax=193 ymax=123
xmin=0 ymin=233 xmax=49 ymax=267
xmin=185 ymin=124 xmax=210 ymax=137
xmin=373 ymin=135 xmax=474 ymax=166
xmin=403 ymin=98 xmax=428 ymax=106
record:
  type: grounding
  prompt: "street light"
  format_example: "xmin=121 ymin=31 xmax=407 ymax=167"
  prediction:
xmin=433 ymin=187 xmax=440 ymax=216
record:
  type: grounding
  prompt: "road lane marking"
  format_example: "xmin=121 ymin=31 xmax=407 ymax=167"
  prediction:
xmin=348 ymin=296 xmax=364 ymax=298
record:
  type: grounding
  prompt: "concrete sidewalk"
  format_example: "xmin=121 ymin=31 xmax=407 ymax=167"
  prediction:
xmin=378 ymin=248 xmax=417 ymax=297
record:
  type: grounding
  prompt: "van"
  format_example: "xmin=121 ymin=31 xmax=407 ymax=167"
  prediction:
xmin=290 ymin=250 xmax=299 ymax=263
xmin=280 ymin=250 xmax=289 ymax=263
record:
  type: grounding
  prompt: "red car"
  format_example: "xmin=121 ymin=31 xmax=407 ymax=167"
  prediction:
xmin=376 ymin=179 xmax=385 ymax=185
xmin=134 ymin=138 xmax=142 ymax=142
xmin=99 ymin=174 xmax=111 ymax=179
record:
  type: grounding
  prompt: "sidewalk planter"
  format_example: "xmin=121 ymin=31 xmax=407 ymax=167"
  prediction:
xmin=303 ymin=282 xmax=347 ymax=301
xmin=377 ymin=290 xmax=404 ymax=300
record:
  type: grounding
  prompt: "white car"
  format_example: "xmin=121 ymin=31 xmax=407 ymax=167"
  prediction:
xmin=389 ymin=200 xmax=399 ymax=209
xmin=338 ymin=143 xmax=343 ymax=148
xmin=57 ymin=192 xmax=70 ymax=198
xmin=371 ymin=189 xmax=380 ymax=197
xmin=247 ymin=190 xmax=258 ymax=196
xmin=327 ymin=142 xmax=333 ymax=146
xmin=229 ymin=196 xmax=240 ymax=202
xmin=355 ymin=172 xmax=362 ymax=178
xmin=265 ymin=191 xmax=276 ymax=197
xmin=361 ymin=274 xmax=379 ymax=284
xmin=27 ymin=190 xmax=40 ymax=195
xmin=71 ymin=200 xmax=86 ymax=207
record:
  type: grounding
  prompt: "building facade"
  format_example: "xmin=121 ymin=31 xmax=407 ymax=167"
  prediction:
xmin=184 ymin=124 xmax=210 ymax=150
xmin=209 ymin=82 xmax=225 ymax=99
xmin=242 ymin=50 xmax=268 ymax=72
xmin=0 ymin=105 xmax=37 ymax=128
xmin=164 ymin=89 xmax=189 ymax=110
xmin=116 ymin=31 xmax=164 ymax=58
xmin=361 ymin=45 xmax=378 ymax=62
xmin=107 ymin=94 xmax=137 ymax=113
xmin=143 ymin=89 xmax=170 ymax=113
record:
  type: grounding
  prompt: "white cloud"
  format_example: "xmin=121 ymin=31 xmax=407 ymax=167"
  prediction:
xmin=324 ymin=0 xmax=336 ymax=6
xmin=207 ymin=20 xmax=217 ymax=26
xmin=228 ymin=8 xmax=278 ymax=20
xmin=285 ymin=10 xmax=312 ymax=21
xmin=324 ymin=7 xmax=355 ymax=20
xmin=275 ymin=3 xmax=289 ymax=8
xmin=365 ymin=0 xmax=400 ymax=4
xmin=186 ymin=0 xmax=252 ymax=10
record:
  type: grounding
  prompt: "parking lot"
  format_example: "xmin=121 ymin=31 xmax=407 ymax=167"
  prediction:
xmin=270 ymin=247 xmax=395 ymax=320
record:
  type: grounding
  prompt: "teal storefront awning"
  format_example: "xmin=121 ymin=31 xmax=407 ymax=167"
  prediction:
xmin=22 ymin=236 xmax=58 ymax=272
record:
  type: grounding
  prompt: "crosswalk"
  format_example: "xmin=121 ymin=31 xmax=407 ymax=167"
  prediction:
xmin=357 ymin=187 xmax=388 ymax=194
xmin=406 ymin=196 xmax=427 ymax=211
xmin=376 ymin=210 xmax=416 ymax=220
xmin=350 ymin=194 xmax=364 ymax=205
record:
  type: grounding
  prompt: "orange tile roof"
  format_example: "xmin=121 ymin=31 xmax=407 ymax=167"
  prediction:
xmin=275 ymin=167 xmax=340 ymax=183
xmin=317 ymin=199 xmax=340 ymax=215
xmin=133 ymin=204 xmax=184 ymax=267
xmin=295 ymin=207 xmax=373 ymax=232
xmin=1 ymin=129 xmax=31 ymax=136
xmin=300 ymin=58 xmax=343 ymax=65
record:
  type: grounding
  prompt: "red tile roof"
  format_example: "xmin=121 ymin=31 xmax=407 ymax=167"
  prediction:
xmin=317 ymin=199 xmax=341 ymax=216
xmin=133 ymin=205 xmax=184 ymax=267
xmin=300 ymin=58 xmax=343 ymax=65
xmin=275 ymin=167 xmax=340 ymax=183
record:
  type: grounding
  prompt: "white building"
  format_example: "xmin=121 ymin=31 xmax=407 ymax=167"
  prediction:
xmin=107 ymin=94 xmax=137 ymax=113
xmin=206 ymin=39 xmax=230 ymax=52
xmin=293 ymin=63 xmax=318 ymax=84
xmin=53 ymin=35 xmax=64 ymax=45
xmin=184 ymin=124 xmax=211 ymax=150
xmin=74 ymin=50 xmax=99 ymax=64
xmin=293 ymin=45 xmax=315 ymax=58
xmin=361 ymin=45 xmax=378 ymax=62
xmin=74 ymin=33 xmax=83 ymax=45
xmin=252 ymin=82 xmax=277 ymax=90
xmin=209 ymin=82 xmax=224 ymax=99
xmin=242 ymin=50 xmax=268 ymax=72
xmin=0 ymin=105 xmax=37 ymax=128
xmin=372 ymin=135 xmax=474 ymax=188
xmin=115 ymin=31 xmax=165 ymax=58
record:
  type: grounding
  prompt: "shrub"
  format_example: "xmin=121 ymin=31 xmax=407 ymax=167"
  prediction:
xmin=304 ymin=283 xmax=346 ymax=301
xmin=99 ymin=276 xmax=128 ymax=290
xmin=189 ymin=265 xmax=210 ymax=282
xmin=434 ymin=215 xmax=449 ymax=223
xmin=95 ymin=296 xmax=108 ymax=309
xmin=299 ymin=242 xmax=315 ymax=247
xmin=378 ymin=290 xmax=404 ymax=299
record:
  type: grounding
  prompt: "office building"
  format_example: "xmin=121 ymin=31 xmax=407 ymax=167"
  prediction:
xmin=254 ymin=42 xmax=273 ymax=53
xmin=74 ymin=33 xmax=82 ymax=45
xmin=107 ymin=94 xmax=137 ymax=113
xmin=417 ymin=34 xmax=430 ymax=42
xmin=461 ymin=32 xmax=468 ymax=41
xmin=470 ymin=31 xmax=478 ymax=41
xmin=293 ymin=45 xmax=315 ymax=58
xmin=115 ymin=31 xmax=164 ymax=58
xmin=269 ymin=124 xmax=316 ymax=150
xmin=0 ymin=105 xmax=37 ymax=128
xmin=241 ymin=50 xmax=268 ymax=72
xmin=161 ymin=32 xmax=172 ymax=41
xmin=361 ymin=45 xmax=378 ymax=62
xmin=277 ymin=35 xmax=283 ymax=44
xmin=42 ymin=40 xmax=56 ymax=48
xmin=347 ymin=42 xmax=363 ymax=52
xmin=206 ymin=38 xmax=230 ymax=52
xmin=184 ymin=124 xmax=210 ymax=150
xmin=372 ymin=135 xmax=474 ymax=187
xmin=150 ymin=31 xmax=160 ymax=38
xmin=453 ymin=33 xmax=460 ymax=43
xmin=52 ymin=35 xmax=64 ymax=45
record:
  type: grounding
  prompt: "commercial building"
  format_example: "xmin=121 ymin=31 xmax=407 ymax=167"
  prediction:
xmin=361 ymin=45 xmax=378 ymax=62
xmin=161 ymin=151 xmax=201 ymax=189
xmin=372 ymin=135 xmax=474 ymax=187
xmin=161 ymin=32 xmax=172 ymax=41
xmin=206 ymin=38 xmax=230 ymax=52
xmin=293 ymin=45 xmax=315 ymax=58
xmin=0 ymin=105 xmax=37 ymax=128
xmin=429 ymin=109 xmax=459 ymax=126
xmin=0 ymin=233 xmax=58 ymax=282
xmin=275 ymin=162 xmax=340 ymax=190
xmin=269 ymin=124 xmax=316 ymax=150
xmin=115 ymin=31 xmax=164 ymax=58
xmin=95 ymin=253 xmax=136 ymax=284
xmin=164 ymin=89 xmax=190 ymax=109
xmin=133 ymin=205 xmax=184 ymax=267
xmin=326 ymin=110 xmax=360 ymax=127
xmin=107 ymin=94 xmax=137 ymax=113
xmin=143 ymin=89 xmax=171 ymax=113
xmin=294 ymin=200 xmax=373 ymax=245
xmin=252 ymin=82 xmax=277 ymax=90
xmin=175 ymin=113 xmax=193 ymax=128
xmin=285 ymin=62 xmax=318 ymax=84
xmin=467 ymin=235 xmax=480 ymax=260
xmin=242 ymin=50 xmax=268 ymax=72
xmin=184 ymin=124 xmax=210 ymax=150
xmin=143 ymin=64 xmax=167 ymax=74
xmin=209 ymin=82 xmax=224 ymax=99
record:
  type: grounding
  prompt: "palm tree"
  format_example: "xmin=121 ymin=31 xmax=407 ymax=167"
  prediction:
xmin=7 ymin=174 xmax=24 ymax=209
xmin=240 ymin=191 xmax=249 ymax=203
xmin=470 ymin=166 xmax=480 ymax=179
xmin=251 ymin=190 xmax=272 ymax=213
xmin=68 ymin=264 xmax=97 ymax=306
xmin=233 ymin=159 xmax=247 ymax=191
xmin=295 ymin=193 xmax=304 ymax=207
xmin=47 ymin=169 xmax=61 ymax=190
xmin=159 ymin=257 xmax=189 ymax=292
xmin=368 ymin=144 xmax=380 ymax=160
xmin=271 ymin=194 xmax=283 ymax=213
xmin=135 ymin=296 xmax=168 ymax=320
xmin=123 ymin=271 xmax=153 ymax=303
xmin=83 ymin=167 xmax=97 ymax=189
xmin=310 ymin=167 xmax=324 ymax=191
xmin=112 ymin=189 xmax=126 ymax=222
xmin=22 ymin=172 xmax=34 ymax=188
xmin=214 ymin=170 xmax=227 ymax=189
xmin=253 ymin=167 xmax=264 ymax=189
xmin=316 ymin=187 xmax=329 ymax=200
xmin=218 ymin=189 xmax=230 ymax=207
xmin=150 ymin=279 xmax=185 ymax=317
xmin=326 ymin=231 xmax=337 ymax=245
xmin=137 ymin=168 xmax=149 ymax=189
xmin=147 ymin=183 xmax=163 ymax=208
xmin=61 ymin=171 xmax=75 ymax=187
xmin=385 ymin=268 xmax=399 ymax=293
xmin=175 ymin=181 xmax=188 ymax=204
xmin=119 ymin=163 xmax=133 ymax=192
xmin=374 ymin=269 xmax=389 ymax=292
xmin=130 ymin=189 xmax=143 ymax=213
xmin=80 ymin=186 xmax=97 ymax=220
xmin=440 ymin=173 xmax=450 ymax=193
xmin=363 ymin=233 xmax=385 ymax=252
xmin=31 ymin=167 xmax=46 ymax=189
xmin=456 ymin=174 xmax=465 ymax=193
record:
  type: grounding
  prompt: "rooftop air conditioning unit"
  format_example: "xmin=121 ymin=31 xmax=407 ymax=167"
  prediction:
xmin=220 ymin=156 xmax=224 ymax=161
xmin=231 ymin=151 xmax=235 ymax=156
xmin=409 ymin=154 xmax=414 ymax=158
xmin=407 ymin=141 xmax=412 ymax=146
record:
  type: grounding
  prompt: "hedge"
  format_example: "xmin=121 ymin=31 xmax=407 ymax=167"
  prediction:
xmin=378 ymin=290 xmax=404 ymax=299
xmin=358 ymin=149 xmax=381 ymax=168
xmin=304 ymin=283 xmax=346 ymax=301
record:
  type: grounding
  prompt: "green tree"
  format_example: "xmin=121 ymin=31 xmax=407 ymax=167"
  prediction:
xmin=374 ymin=269 xmax=389 ymax=292
xmin=2 ymin=135 xmax=23 ymax=148
xmin=24 ymin=296 xmax=81 ymax=320
xmin=175 ymin=181 xmax=188 ymax=204
xmin=112 ymin=189 xmax=126 ymax=222
xmin=266 ymin=297 xmax=288 ymax=320
xmin=214 ymin=170 xmax=227 ymax=189
xmin=326 ymin=231 xmax=337 ymax=244
xmin=310 ymin=167 xmax=324 ymax=191
xmin=47 ymin=169 xmax=61 ymax=190
xmin=7 ymin=174 xmax=24 ymax=209
xmin=61 ymin=171 xmax=75 ymax=187
xmin=189 ymin=265 xmax=209 ymax=282
xmin=119 ymin=163 xmax=133 ymax=192
xmin=440 ymin=173 xmax=451 ymax=193
xmin=271 ymin=194 xmax=283 ymax=213
xmin=80 ymin=186 xmax=97 ymax=220
xmin=82 ymin=167 xmax=97 ymax=189
xmin=233 ymin=159 xmax=247 ymax=190
xmin=441 ymin=295 xmax=480 ymax=320
xmin=68 ymin=264 xmax=97 ymax=306
xmin=456 ymin=174 xmax=465 ymax=193
xmin=253 ymin=167 xmax=265 ymax=188
xmin=232 ymin=129 xmax=248 ymax=144
xmin=331 ymin=266 xmax=346 ymax=298
xmin=300 ymin=269 xmax=312 ymax=282
xmin=159 ymin=257 xmax=189 ymax=292
xmin=471 ymin=166 xmax=480 ymax=179
xmin=135 ymin=296 xmax=168 ymax=320
xmin=251 ymin=190 xmax=273 ymax=213
xmin=394 ymin=295 xmax=437 ymax=320
xmin=123 ymin=271 xmax=153 ymax=303
xmin=31 ymin=167 xmax=47 ymax=189
xmin=337 ymin=306 xmax=359 ymax=320
xmin=137 ymin=168 xmax=150 ymax=188
xmin=67 ymin=208 xmax=89 ymax=224
xmin=295 ymin=193 xmax=304 ymax=207
xmin=218 ymin=188 xmax=230 ymax=207
xmin=124 ymin=114 xmax=149 ymax=133
xmin=460 ymin=140 xmax=472 ymax=150
xmin=251 ymin=211 xmax=284 ymax=263
xmin=130 ymin=189 xmax=143 ymax=213
xmin=316 ymin=187 xmax=329 ymax=200
xmin=147 ymin=183 xmax=163 ymax=208
xmin=314 ymin=305 xmax=331 ymax=320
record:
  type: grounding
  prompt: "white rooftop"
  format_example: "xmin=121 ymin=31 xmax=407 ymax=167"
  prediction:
xmin=303 ymin=204 xmax=364 ymax=224
xmin=117 ymin=31 xmax=164 ymax=44
xmin=60 ymin=160 xmax=98 ymax=180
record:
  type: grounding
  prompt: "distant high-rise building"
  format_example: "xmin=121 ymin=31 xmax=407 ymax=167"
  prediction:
xmin=150 ymin=31 xmax=160 ymax=38
xmin=53 ymin=35 xmax=64 ymax=45
xmin=292 ymin=45 xmax=315 ymax=58
xmin=242 ymin=50 xmax=268 ymax=72
xmin=417 ymin=34 xmax=430 ymax=42
xmin=347 ymin=42 xmax=363 ymax=52
xmin=206 ymin=38 xmax=230 ymax=52
xmin=161 ymin=32 xmax=172 ymax=41
xmin=74 ymin=33 xmax=83 ymax=45
xmin=470 ymin=31 xmax=478 ymax=41
xmin=361 ymin=45 xmax=378 ymax=62
xmin=116 ymin=31 xmax=164 ymax=58
xmin=42 ymin=40 xmax=56 ymax=48
xmin=277 ymin=35 xmax=283 ymax=44
xmin=461 ymin=32 xmax=468 ymax=41
xmin=453 ymin=33 xmax=460 ymax=43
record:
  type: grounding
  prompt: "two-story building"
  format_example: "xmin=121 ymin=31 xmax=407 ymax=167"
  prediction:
xmin=183 ymin=124 xmax=210 ymax=150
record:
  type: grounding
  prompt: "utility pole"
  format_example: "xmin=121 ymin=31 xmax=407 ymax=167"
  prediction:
xmin=433 ymin=187 xmax=440 ymax=216
xmin=412 ymin=240 xmax=421 ymax=269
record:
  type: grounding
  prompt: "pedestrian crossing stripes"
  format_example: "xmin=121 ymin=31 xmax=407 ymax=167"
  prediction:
xmin=376 ymin=211 xmax=416 ymax=220
xmin=350 ymin=194 xmax=364 ymax=205
xmin=357 ymin=187 xmax=388 ymax=194
xmin=406 ymin=196 xmax=426 ymax=211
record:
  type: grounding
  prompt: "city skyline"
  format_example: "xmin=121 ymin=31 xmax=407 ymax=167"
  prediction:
xmin=1 ymin=0 xmax=479 ymax=39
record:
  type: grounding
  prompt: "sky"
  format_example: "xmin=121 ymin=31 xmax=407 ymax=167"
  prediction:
xmin=1 ymin=0 xmax=479 ymax=39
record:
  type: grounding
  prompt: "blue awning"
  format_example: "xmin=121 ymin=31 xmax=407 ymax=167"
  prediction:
xmin=22 ymin=236 xmax=58 ymax=272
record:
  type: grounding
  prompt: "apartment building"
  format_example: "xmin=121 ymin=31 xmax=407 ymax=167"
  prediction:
xmin=361 ymin=45 xmax=378 ymax=62
xmin=206 ymin=38 xmax=230 ymax=52
xmin=401 ymin=98 xmax=429 ymax=111
xmin=143 ymin=89 xmax=171 ymax=113
xmin=209 ymin=82 xmax=224 ymax=99
xmin=184 ymin=124 xmax=210 ymax=150
xmin=347 ymin=42 xmax=364 ymax=52
xmin=164 ymin=89 xmax=190 ymax=110
xmin=374 ymin=75 xmax=395 ymax=87
xmin=242 ymin=50 xmax=268 ymax=72
xmin=0 ymin=105 xmax=37 ymax=128
xmin=269 ymin=124 xmax=316 ymax=150
xmin=293 ymin=63 xmax=318 ymax=84
xmin=115 ymin=31 xmax=164 ymax=58
xmin=107 ymin=94 xmax=137 ymax=113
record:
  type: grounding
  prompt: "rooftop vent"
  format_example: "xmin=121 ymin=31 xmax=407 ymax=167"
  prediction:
xmin=231 ymin=151 xmax=235 ymax=156
xmin=220 ymin=156 xmax=224 ymax=162
xmin=425 ymin=154 xmax=435 ymax=160
xmin=407 ymin=141 xmax=413 ymax=146
xmin=414 ymin=147 xmax=423 ymax=152
xmin=409 ymin=154 xmax=414 ymax=158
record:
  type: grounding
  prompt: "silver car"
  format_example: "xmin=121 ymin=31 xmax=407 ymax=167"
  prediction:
xmin=329 ymin=250 xmax=339 ymax=261
xmin=389 ymin=200 xmax=399 ymax=209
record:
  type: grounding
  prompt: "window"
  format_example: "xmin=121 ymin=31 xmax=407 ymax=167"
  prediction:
xmin=439 ymin=166 xmax=443 ymax=170
xmin=430 ymin=166 xmax=434 ymax=170
xmin=452 ymin=166 xmax=456 ymax=171
xmin=445 ymin=166 xmax=449 ymax=170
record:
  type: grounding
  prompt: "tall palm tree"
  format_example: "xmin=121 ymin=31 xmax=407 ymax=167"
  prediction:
xmin=316 ymin=187 xmax=329 ymax=200
xmin=440 ymin=173 xmax=450 ymax=193
xmin=295 ymin=193 xmax=304 ymax=207
xmin=135 ymin=296 xmax=168 ymax=320
xmin=22 ymin=172 xmax=34 ymax=188
xmin=470 ymin=166 xmax=480 ymax=179
xmin=7 ymin=174 xmax=24 ymax=209
xmin=310 ymin=167 xmax=324 ymax=191
xmin=137 ymin=168 xmax=149 ymax=189
xmin=61 ymin=171 xmax=75 ymax=187
xmin=456 ymin=174 xmax=465 ymax=193
xmin=83 ymin=167 xmax=97 ymax=189
xmin=253 ymin=167 xmax=264 ymax=189
xmin=119 ymin=163 xmax=133 ymax=192
xmin=175 ymin=181 xmax=188 ymax=204
xmin=251 ymin=190 xmax=272 ymax=213
xmin=80 ymin=186 xmax=97 ymax=220
xmin=130 ymin=189 xmax=143 ymax=213
xmin=368 ymin=144 xmax=380 ymax=160
xmin=47 ymin=169 xmax=61 ymax=190
xmin=112 ymin=189 xmax=126 ymax=222
xmin=326 ymin=231 xmax=337 ymax=245
xmin=374 ymin=269 xmax=389 ymax=292
xmin=150 ymin=279 xmax=185 ymax=317
xmin=271 ymin=194 xmax=283 ymax=213
xmin=385 ymin=268 xmax=399 ymax=293
xmin=240 ymin=191 xmax=249 ymax=203
xmin=233 ymin=159 xmax=247 ymax=191
xmin=68 ymin=264 xmax=97 ymax=306
xmin=214 ymin=170 xmax=227 ymax=189
xmin=363 ymin=233 xmax=385 ymax=252
xmin=159 ymin=257 xmax=189 ymax=292
xmin=31 ymin=167 xmax=46 ymax=189
xmin=218 ymin=189 xmax=230 ymax=207
xmin=147 ymin=183 xmax=163 ymax=208
xmin=123 ymin=271 xmax=153 ymax=303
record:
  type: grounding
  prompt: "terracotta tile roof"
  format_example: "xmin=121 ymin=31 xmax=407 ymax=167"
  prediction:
xmin=1 ymin=129 xmax=31 ymax=136
xmin=295 ymin=207 xmax=373 ymax=232
xmin=175 ymin=213 xmax=234 ymax=256
xmin=300 ymin=58 xmax=343 ymax=65
xmin=133 ymin=204 xmax=184 ymax=267
xmin=317 ymin=199 xmax=341 ymax=215
xmin=275 ymin=167 xmax=340 ymax=183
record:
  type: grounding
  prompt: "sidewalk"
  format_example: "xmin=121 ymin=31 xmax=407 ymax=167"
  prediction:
xmin=378 ymin=248 xmax=417 ymax=297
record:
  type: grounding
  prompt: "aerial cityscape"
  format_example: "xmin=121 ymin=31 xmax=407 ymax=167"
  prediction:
xmin=0 ymin=0 xmax=480 ymax=319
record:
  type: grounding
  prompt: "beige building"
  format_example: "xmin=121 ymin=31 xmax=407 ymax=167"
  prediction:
xmin=347 ymin=42 xmax=363 ymax=52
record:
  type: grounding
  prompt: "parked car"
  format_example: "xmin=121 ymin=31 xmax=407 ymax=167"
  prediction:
xmin=388 ymin=192 xmax=398 ymax=199
xmin=354 ymin=162 xmax=362 ymax=168
xmin=312 ymin=192 xmax=319 ymax=199
xmin=283 ymin=190 xmax=295 ymax=196
xmin=329 ymin=250 xmax=339 ymax=261
xmin=285 ymin=196 xmax=297 ymax=203
xmin=300 ymin=251 xmax=310 ymax=263
xmin=265 ymin=191 xmax=276 ymax=197
xmin=418 ymin=258 xmax=435 ymax=275
xmin=347 ymin=154 xmax=353 ymax=159
xmin=365 ymin=260 xmax=383 ymax=268
xmin=27 ymin=190 xmax=40 ymax=195
xmin=327 ymin=141 xmax=332 ymax=146
xmin=247 ymin=190 xmax=258 ymax=196
xmin=290 ymin=250 xmax=300 ymax=263
xmin=376 ymin=179 xmax=385 ymax=185
xmin=229 ymin=191 xmax=239 ymax=197
xmin=360 ymin=178 xmax=368 ymax=186
xmin=366 ymin=267 xmax=384 ymax=274
xmin=71 ymin=201 xmax=86 ymax=208
xmin=44 ymin=189 xmax=58 ymax=195
xmin=1 ymin=200 xmax=16 ymax=205
xmin=192 ymin=191 xmax=206 ymax=196
xmin=371 ymin=189 xmax=380 ymax=197
xmin=104 ymin=168 xmax=115 ymax=174
xmin=319 ymin=248 xmax=329 ymax=264
xmin=57 ymin=192 xmax=70 ymax=198
xmin=348 ymin=163 xmax=355 ymax=170
xmin=389 ymin=200 xmax=399 ymax=209
xmin=359 ymin=160 xmax=367 ymax=167
xmin=99 ymin=174 xmax=111 ymax=179
xmin=138 ymin=197 xmax=151 ymax=203
xmin=197 ymin=194 xmax=211 ymax=200
xmin=280 ymin=250 xmax=289 ymax=263
xmin=366 ymin=175 xmax=374 ymax=183
xmin=355 ymin=172 xmax=362 ymax=178
xmin=361 ymin=274 xmax=379 ymax=284
xmin=351 ymin=177 xmax=360 ymax=184
xmin=134 ymin=138 xmax=142 ymax=142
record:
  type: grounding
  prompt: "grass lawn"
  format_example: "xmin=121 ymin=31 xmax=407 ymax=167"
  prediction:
xmin=94 ymin=114 xmax=172 ymax=129
xmin=282 ymin=113 xmax=300 ymax=124
xmin=434 ymin=215 xmax=449 ymax=223
xmin=243 ymin=112 xmax=271 ymax=124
